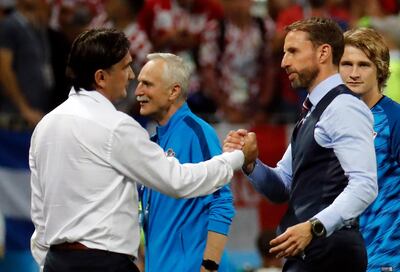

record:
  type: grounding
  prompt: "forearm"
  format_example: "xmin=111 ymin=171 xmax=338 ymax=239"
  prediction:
xmin=314 ymin=95 xmax=378 ymax=236
xmin=0 ymin=49 xmax=30 ymax=112
xmin=315 ymin=171 xmax=378 ymax=236
xmin=201 ymin=231 xmax=227 ymax=271
xmin=111 ymin=121 xmax=244 ymax=198
xmin=247 ymin=159 xmax=290 ymax=203
xmin=0 ymin=67 xmax=30 ymax=112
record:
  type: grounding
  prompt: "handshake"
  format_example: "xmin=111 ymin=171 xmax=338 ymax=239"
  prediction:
xmin=223 ymin=129 xmax=259 ymax=174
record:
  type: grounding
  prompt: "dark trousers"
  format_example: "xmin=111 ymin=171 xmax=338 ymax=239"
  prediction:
xmin=44 ymin=248 xmax=140 ymax=272
xmin=283 ymin=229 xmax=367 ymax=272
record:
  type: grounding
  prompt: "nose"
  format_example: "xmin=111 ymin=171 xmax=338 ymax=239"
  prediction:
xmin=129 ymin=66 xmax=135 ymax=80
xmin=349 ymin=66 xmax=360 ymax=80
xmin=281 ymin=53 xmax=289 ymax=69
xmin=134 ymin=83 xmax=142 ymax=96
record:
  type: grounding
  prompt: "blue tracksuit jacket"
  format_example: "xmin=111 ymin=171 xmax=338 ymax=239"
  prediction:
xmin=141 ymin=103 xmax=235 ymax=272
xmin=360 ymin=96 xmax=400 ymax=271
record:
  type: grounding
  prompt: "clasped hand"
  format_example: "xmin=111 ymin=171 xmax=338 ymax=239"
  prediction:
xmin=223 ymin=129 xmax=258 ymax=174
xmin=223 ymin=130 xmax=314 ymax=259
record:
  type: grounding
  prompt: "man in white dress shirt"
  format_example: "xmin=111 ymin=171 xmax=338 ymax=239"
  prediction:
xmin=29 ymin=28 xmax=246 ymax=272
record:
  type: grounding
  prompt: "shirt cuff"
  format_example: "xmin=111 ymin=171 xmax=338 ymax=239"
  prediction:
xmin=208 ymin=220 xmax=230 ymax=236
xmin=220 ymin=150 xmax=244 ymax=171
xmin=314 ymin=207 xmax=344 ymax=237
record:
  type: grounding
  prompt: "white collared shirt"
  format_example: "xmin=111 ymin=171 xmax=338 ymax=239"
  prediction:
xmin=29 ymin=88 xmax=243 ymax=268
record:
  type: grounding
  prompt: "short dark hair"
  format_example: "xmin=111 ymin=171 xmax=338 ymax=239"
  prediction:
xmin=66 ymin=28 xmax=130 ymax=91
xmin=286 ymin=17 xmax=344 ymax=66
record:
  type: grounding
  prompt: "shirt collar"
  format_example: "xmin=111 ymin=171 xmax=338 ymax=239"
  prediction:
xmin=156 ymin=103 xmax=190 ymax=137
xmin=308 ymin=73 xmax=343 ymax=108
xmin=68 ymin=87 xmax=116 ymax=110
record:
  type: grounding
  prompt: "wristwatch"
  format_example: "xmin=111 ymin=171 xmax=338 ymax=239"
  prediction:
xmin=309 ymin=218 xmax=326 ymax=238
xmin=202 ymin=259 xmax=219 ymax=271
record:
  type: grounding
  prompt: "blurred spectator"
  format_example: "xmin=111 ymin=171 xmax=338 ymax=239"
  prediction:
xmin=139 ymin=0 xmax=223 ymax=53
xmin=267 ymin=0 xmax=293 ymax=21
xmin=138 ymin=0 xmax=223 ymax=123
xmin=0 ymin=0 xmax=54 ymax=130
xmin=36 ymin=0 xmax=72 ymax=111
xmin=353 ymin=0 xmax=399 ymax=22
xmin=275 ymin=0 xmax=350 ymax=38
xmin=354 ymin=0 xmax=387 ymax=27
xmin=91 ymin=0 xmax=152 ymax=123
xmin=379 ymin=0 xmax=399 ymax=14
xmin=198 ymin=0 xmax=277 ymax=124
xmin=255 ymin=230 xmax=282 ymax=272
xmin=271 ymin=0 xmax=351 ymax=122
xmin=101 ymin=0 xmax=151 ymax=73
xmin=370 ymin=16 xmax=400 ymax=102
xmin=46 ymin=0 xmax=96 ymax=109
xmin=52 ymin=0 xmax=94 ymax=43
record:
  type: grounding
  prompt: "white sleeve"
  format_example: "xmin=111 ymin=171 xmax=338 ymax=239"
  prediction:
xmin=29 ymin=140 xmax=49 ymax=269
xmin=314 ymin=95 xmax=378 ymax=235
xmin=109 ymin=119 xmax=244 ymax=198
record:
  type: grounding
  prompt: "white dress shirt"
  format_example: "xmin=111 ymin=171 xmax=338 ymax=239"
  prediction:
xmin=248 ymin=74 xmax=378 ymax=236
xmin=29 ymin=88 xmax=244 ymax=268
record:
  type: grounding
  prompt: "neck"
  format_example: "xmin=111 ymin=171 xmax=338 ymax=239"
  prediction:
xmin=363 ymin=89 xmax=383 ymax=108
xmin=308 ymin=68 xmax=337 ymax=94
xmin=157 ymin=100 xmax=185 ymax=126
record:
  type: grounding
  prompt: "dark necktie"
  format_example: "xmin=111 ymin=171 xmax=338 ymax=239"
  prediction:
xmin=294 ymin=97 xmax=313 ymax=137
xmin=301 ymin=97 xmax=312 ymax=119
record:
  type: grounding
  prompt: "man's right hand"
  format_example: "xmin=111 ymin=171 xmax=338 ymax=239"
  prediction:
xmin=242 ymin=132 xmax=258 ymax=174
xmin=223 ymin=129 xmax=247 ymax=152
xmin=223 ymin=129 xmax=258 ymax=174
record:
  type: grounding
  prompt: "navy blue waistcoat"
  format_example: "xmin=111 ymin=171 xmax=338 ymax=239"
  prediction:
xmin=278 ymin=84 xmax=357 ymax=234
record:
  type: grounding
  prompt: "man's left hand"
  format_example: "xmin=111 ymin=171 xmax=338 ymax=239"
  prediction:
xmin=269 ymin=221 xmax=313 ymax=259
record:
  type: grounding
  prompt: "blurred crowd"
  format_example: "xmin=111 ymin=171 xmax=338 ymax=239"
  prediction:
xmin=0 ymin=0 xmax=399 ymax=129
xmin=0 ymin=1 xmax=399 ymax=271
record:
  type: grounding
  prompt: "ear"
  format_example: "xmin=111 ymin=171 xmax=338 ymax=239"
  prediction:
xmin=169 ymin=84 xmax=182 ymax=101
xmin=94 ymin=69 xmax=107 ymax=89
xmin=318 ymin=44 xmax=331 ymax=64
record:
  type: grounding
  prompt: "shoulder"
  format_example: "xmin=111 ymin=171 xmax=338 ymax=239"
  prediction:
xmin=182 ymin=113 xmax=218 ymax=138
xmin=378 ymin=96 xmax=400 ymax=119
xmin=180 ymin=113 xmax=221 ymax=156
xmin=378 ymin=96 xmax=400 ymax=135
xmin=114 ymin=111 xmax=143 ymax=128
xmin=330 ymin=93 xmax=372 ymax=119
xmin=320 ymin=93 xmax=373 ymax=138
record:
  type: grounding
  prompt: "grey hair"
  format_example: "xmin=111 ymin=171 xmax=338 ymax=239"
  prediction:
xmin=146 ymin=53 xmax=191 ymax=98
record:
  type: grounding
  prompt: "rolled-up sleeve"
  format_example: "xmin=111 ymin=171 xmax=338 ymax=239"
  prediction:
xmin=109 ymin=118 xmax=244 ymax=198
xmin=314 ymin=95 xmax=378 ymax=236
